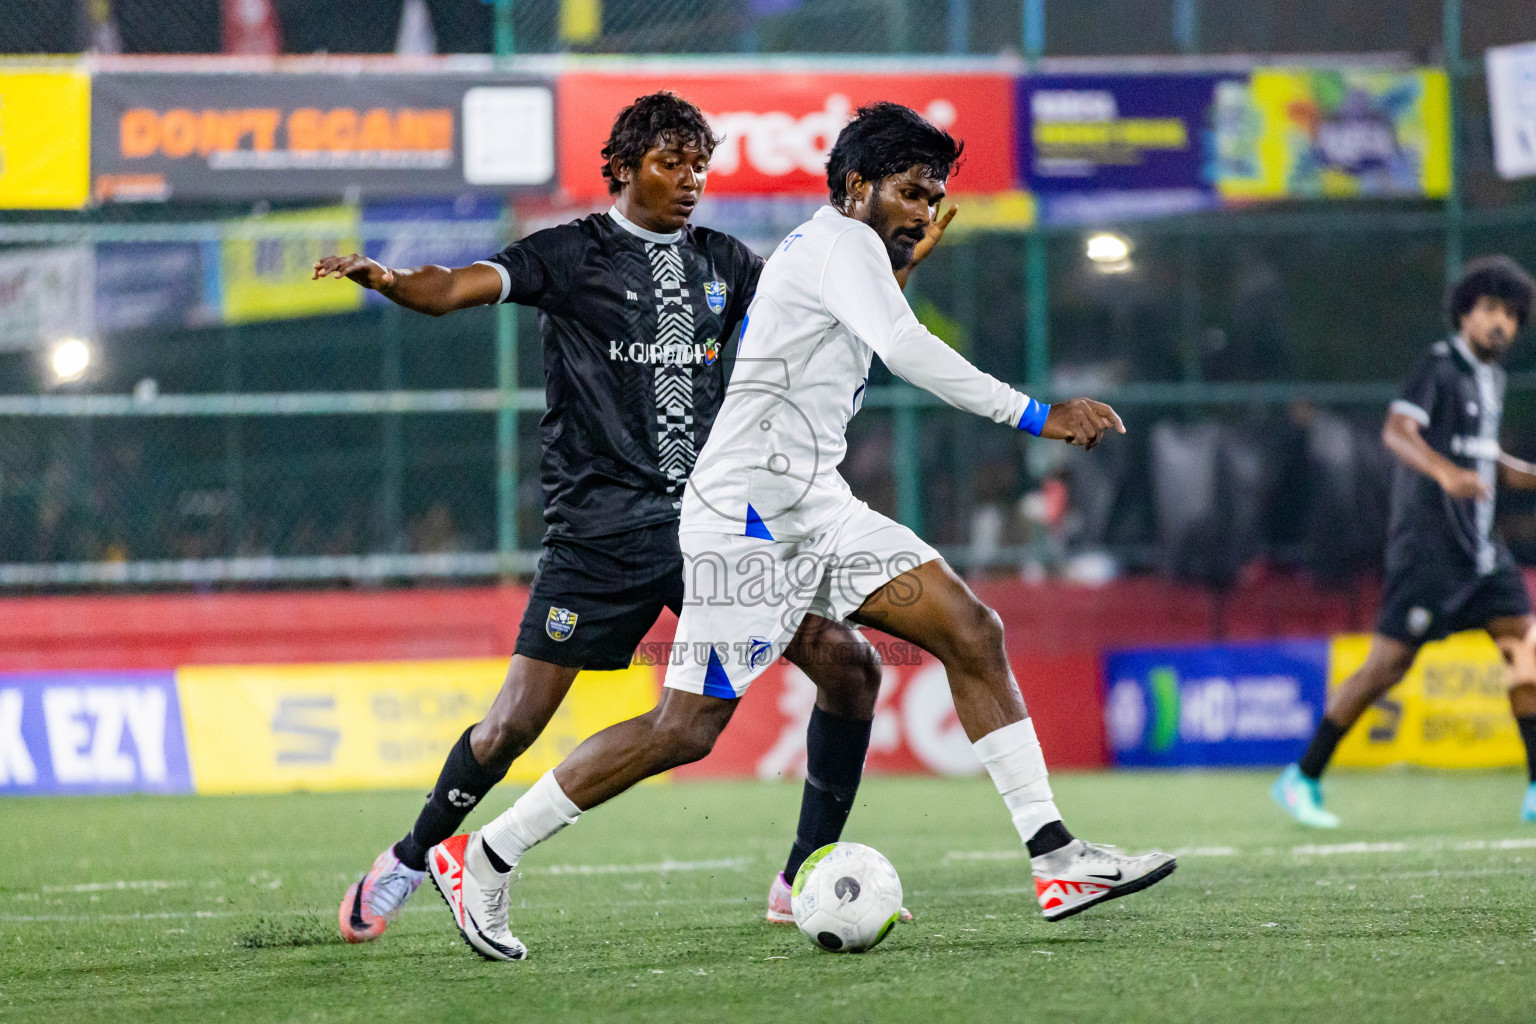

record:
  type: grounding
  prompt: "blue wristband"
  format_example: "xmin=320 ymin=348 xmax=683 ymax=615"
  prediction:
xmin=1017 ymin=398 xmax=1050 ymax=436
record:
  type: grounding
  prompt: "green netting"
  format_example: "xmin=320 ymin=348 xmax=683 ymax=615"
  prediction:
xmin=3 ymin=0 xmax=1536 ymax=587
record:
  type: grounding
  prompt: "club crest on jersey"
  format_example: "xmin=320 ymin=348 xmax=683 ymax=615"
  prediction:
xmin=748 ymin=635 xmax=773 ymax=669
xmin=546 ymin=607 xmax=579 ymax=642
xmin=704 ymin=280 xmax=727 ymax=314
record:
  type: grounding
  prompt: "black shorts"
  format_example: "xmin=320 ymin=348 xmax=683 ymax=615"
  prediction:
xmin=514 ymin=521 xmax=684 ymax=671
xmin=1376 ymin=558 xmax=1532 ymax=646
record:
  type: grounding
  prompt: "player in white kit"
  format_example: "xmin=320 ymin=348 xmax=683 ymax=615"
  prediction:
xmin=428 ymin=103 xmax=1177 ymax=961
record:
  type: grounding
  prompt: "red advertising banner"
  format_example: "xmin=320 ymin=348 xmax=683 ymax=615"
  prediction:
xmin=674 ymin=647 xmax=1105 ymax=779
xmin=556 ymin=70 xmax=1016 ymax=201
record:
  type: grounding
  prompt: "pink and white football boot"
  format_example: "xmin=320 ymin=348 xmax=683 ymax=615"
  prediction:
xmin=338 ymin=846 xmax=426 ymax=943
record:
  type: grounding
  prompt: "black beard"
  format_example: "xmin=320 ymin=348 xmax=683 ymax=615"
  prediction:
xmin=865 ymin=191 xmax=922 ymax=271
xmin=884 ymin=235 xmax=918 ymax=271
xmin=1472 ymin=329 xmax=1511 ymax=363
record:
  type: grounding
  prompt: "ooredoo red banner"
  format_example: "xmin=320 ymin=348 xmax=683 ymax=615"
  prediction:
xmin=673 ymin=647 xmax=1106 ymax=779
xmin=557 ymin=71 xmax=1016 ymax=200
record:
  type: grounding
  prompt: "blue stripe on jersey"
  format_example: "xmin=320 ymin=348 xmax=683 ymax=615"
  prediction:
xmin=744 ymin=503 xmax=775 ymax=541
xmin=1017 ymin=399 xmax=1050 ymax=436
xmin=703 ymin=647 xmax=736 ymax=699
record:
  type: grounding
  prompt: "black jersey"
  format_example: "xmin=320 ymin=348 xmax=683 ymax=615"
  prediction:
xmin=1385 ymin=337 xmax=1509 ymax=576
xmin=479 ymin=210 xmax=762 ymax=539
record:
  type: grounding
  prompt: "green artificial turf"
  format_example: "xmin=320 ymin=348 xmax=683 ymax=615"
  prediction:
xmin=3 ymin=771 xmax=1535 ymax=1023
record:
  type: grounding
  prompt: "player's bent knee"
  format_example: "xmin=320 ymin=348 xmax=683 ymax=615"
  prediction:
xmin=1356 ymin=666 xmax=1407 ymax=704
xmin=475 ymin=713 xmax=543 ymax=763
xmin=1358 ymin=646 xmax=1415 ymax=696
xmin=642 ymin=704 xmax=732 ymax=770
xmin=647 ymin=720 xmax=722 ymax=769
xmin=940 ymin=601 xmax=1008 ymax=676
xmin=467 ymin=719 xmax=537 ymax=774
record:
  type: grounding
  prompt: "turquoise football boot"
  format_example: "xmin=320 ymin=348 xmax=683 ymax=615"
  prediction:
xmin=1521 ymin=782 xmax=1536 ymax=824
xmin=1271 ymin=763 xmax=1340 ymax=829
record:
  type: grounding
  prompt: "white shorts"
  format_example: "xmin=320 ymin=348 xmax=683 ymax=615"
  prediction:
xmin=664 ymin=500 xmax=939 ymax=699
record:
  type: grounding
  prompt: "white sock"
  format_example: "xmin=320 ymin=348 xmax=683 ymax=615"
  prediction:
xmin=973 ymin=718 xmax=1062 ymax=850
xmin=481 ymin=770 xmax=582 ymax=871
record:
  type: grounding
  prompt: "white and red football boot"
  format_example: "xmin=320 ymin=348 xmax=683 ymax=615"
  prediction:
xmin=338 ymin=846 xmax=425 ymax=943
xmin=1032 ymin=841 xmax=1176 ymax=922
xmin=427 ymin=832 xmax=527 ymax=961
xmin=766 ymin=871 xmax=914 ymax=925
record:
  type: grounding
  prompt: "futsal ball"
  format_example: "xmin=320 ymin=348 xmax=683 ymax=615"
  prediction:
xmin=790 ymin=842 xmax=903 ymax=953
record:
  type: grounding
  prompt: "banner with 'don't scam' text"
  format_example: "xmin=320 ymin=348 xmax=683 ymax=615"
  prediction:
xmin=92 ymin=71 xmax=556 ymax=202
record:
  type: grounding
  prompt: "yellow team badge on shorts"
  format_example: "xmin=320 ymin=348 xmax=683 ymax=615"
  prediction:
xmin=546 ymin=606 xmax=578 ymax=642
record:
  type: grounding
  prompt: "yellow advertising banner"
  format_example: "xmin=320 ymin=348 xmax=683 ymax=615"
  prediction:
xmin=1330 ymin=633 xmax=1524 ymax=769
xmin=942 ymin=190 xmax=1037 ymax=234
xmin=1218 ymin=68 xmax=1450 ymax=201
xmin=0 ymin=69 xmax=90 ymax=209
xmin=176 ymin=658 xmax=658 ymax=794
xmin=221 ymin=206 xmax=364 ymax=324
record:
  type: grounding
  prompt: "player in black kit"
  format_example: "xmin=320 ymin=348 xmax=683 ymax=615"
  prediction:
xmin=314 ymin=92 xmax=949 ymax=941
xmin=1273 ymin=255 xmax=1536 ymax=828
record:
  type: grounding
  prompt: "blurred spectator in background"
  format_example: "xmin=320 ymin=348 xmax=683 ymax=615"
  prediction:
xmin=275 ymin=0 xmax=490 ymax=54
xmin=1207 ymin=247 xmax=1297 ymax=383
xmin=411 ymin=499 xmax=461 ymax=554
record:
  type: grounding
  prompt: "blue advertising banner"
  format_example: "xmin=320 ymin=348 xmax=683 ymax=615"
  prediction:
xmin=361 ymin=197 xmax=505 ymax=306
xmin=1018 ymin=73 xmax=1237 ymax=224
xmin=95 ymin=241 xmax=220 ymax=334
xmin=1103 ymin=641 xmax=1327 ymax=767
xmin=0 ymin=671 xmax=193 ymax=795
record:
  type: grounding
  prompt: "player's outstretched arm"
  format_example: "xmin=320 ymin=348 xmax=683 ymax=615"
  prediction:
xmin=1382 ymin=410 xmax=1491 ymax=500
xmin=822 ymin=226 xmax=1124 ymax=449
xmin=1040 ymin=398 xmax=1126 ymax=451
xmin=311 ymin=255 xmax=504 ymax=317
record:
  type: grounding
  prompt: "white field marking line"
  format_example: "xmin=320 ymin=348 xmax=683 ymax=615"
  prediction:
xmin=942 ymin=845 xmax=1239 ymax=863
xmin=535 ymin=857 xmax=753 ymax=876
xmin=0 ymin=889 xmax=768 ymax=925
xmin=1453 ymin=837 xmax=1536 ymax=851
xmin=944 ymin=836 xmax=1536 ymax=863
xmin=1290 ymin=841 xmax=1410 ymax=856
xmin=1 ymin=909 xmax=239 ymax=923
xmin=9 ymin=866 xmax=1535 ymax=925
xmin=40 ymin=880 xmax=190 ymax=895
xmin=21 ymin=856 xmax=759 ymax=901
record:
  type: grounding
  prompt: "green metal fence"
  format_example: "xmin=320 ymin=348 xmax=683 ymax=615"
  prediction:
xmin=9 ymin=0 xmax=1533 ymax=62
xmin=2 ymin=0 xmax=1535 ymax=587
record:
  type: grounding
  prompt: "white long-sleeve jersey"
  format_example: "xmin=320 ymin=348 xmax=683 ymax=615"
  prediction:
xmin=680 ymin=205 xmax=1047 ymax=541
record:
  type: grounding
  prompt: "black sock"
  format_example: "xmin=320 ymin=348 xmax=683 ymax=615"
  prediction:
xmin=1026 ymin=820 xmax=1075 ymax=859
xmin=1297 ymin=717 xmax=1347 ymax=780
xmin=782 ymin=707 xmax=872 ymax=882
xmin=392 ymin=727 xmax=508 ymax=871
xmin=479 ymin=836 xmax=513 ymax=874
xmin=1517 ymin=715 xmax=1536 ymax=783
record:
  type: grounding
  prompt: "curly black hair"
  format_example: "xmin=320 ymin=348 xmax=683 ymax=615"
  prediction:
xmin=825 ymin=102 xmax=964 ymax=208
xmin=1447 ymin=254 xmax=1536 ymax=330
xmin=600 ymin=91 xmax=721 ymax=196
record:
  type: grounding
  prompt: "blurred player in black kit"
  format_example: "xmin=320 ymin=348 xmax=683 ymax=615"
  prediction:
xmin=1273 ymin=255 xmax=1536 ymax=828
xmin=313 ymin=91 xmax=949 ymax=944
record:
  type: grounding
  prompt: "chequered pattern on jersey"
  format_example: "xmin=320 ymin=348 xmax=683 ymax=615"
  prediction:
xmin=648 ymin=242 xmax=696 ymax=495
